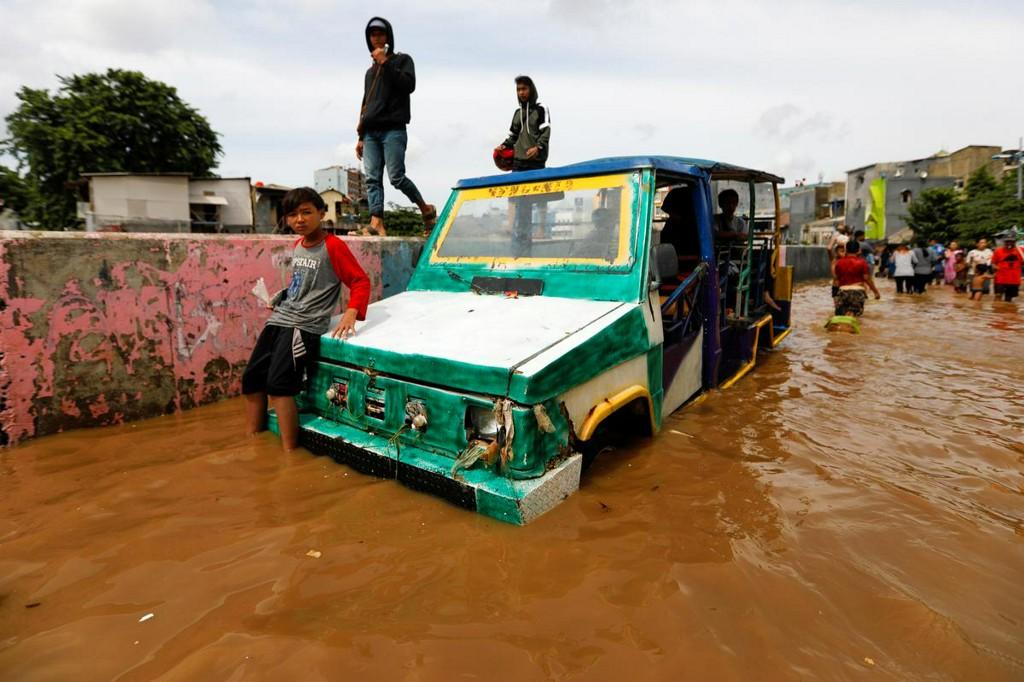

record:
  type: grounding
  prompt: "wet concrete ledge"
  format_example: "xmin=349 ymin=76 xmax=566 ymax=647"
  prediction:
xmin=780 ymin=245 xmax=831 ymax=281
xmin=0 ymin=231 xmax=422 ymax=447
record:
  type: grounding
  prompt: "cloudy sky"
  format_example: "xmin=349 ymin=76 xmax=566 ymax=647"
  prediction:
xmin=1 ymin=0 xmax=1021 ymax=205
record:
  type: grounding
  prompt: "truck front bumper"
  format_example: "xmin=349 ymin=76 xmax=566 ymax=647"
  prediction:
xmin=270 ymin=412 xmax=582 ymax=525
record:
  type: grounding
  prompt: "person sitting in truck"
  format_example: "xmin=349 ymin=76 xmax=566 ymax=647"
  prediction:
xmin=659 ymin=187 xmax=700 ymax=269
xmin=712 ymin=189 xmax=747 ymax=242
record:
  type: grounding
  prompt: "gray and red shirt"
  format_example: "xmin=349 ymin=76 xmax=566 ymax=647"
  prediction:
xmin=268 ymin=234 xmax=371 ymax=335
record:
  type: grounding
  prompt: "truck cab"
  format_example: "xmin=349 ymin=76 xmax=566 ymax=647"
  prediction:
xmin=276 ymin=156 xmax=792 ymax=524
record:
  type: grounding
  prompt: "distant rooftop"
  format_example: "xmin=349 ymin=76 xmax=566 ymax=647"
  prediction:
xmin=846 ymin=144 xmax=1001 ymax=173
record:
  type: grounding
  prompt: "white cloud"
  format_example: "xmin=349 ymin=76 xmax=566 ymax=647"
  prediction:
xmin=1 ymin=0 xmax=1022 ymax=204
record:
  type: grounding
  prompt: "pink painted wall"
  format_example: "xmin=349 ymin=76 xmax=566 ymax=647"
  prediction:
xmin=0 ymin=232 xmax=421 ymax=446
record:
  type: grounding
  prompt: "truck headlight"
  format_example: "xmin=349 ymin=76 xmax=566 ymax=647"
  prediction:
xmin=326 ymin=381 xmax=348 ymax=407
xmin=405 ymin=399 xmax=428 ymax=431
xmin=466 ymin=405 xmax=498 ymax=440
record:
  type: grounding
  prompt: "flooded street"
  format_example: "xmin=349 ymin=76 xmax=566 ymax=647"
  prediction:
xmin=2 ymin=280 xmax=1022 ymax=681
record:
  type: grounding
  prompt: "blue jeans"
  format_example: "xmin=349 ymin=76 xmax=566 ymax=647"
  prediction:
xmin=361 ymin=128 xmax=424 ymax=217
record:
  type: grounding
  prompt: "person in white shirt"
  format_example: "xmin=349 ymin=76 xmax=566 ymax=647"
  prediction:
xmin=965 ymin=238 xmax=993 ymax=275
xmin=892 ymin=243 xmax=918 ymax=294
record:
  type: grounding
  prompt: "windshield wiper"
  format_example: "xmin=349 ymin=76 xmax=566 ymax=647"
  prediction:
xmin=447 ymin=269 xmax=484 ymax=294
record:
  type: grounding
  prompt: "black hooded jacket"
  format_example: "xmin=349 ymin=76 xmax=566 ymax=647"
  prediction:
xmin=501 ymin=76 xmax=550 ymax=165
xmin=358 ymin=17 xmax=415 ymax=137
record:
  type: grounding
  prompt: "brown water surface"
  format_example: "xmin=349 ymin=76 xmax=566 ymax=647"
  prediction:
xmin=2 ymin=281 xmax=1023 ymax=680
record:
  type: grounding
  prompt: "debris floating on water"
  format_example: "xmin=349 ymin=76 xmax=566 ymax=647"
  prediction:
xmin=138 ymin=613 xmax=154 ymax=623
xmin=306 ymin=550 xmax=322 ymax=559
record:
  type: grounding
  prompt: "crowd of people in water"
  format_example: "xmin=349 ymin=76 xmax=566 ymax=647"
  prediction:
xmin=827 ymin=227 xmax=1022 ymax=322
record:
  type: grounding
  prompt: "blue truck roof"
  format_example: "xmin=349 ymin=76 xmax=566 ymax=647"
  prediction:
xmin=455 ymin=155 xmax=785 ymax=189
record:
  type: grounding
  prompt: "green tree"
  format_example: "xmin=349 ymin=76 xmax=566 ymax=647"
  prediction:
xmin=906 ymin=187 xmax=960 ymax=242
xmin=0 ymin=164 xmax=29 ymax=214
xmin=355 ymin=203 xmax=426 ymax=236
xmin=955 ymin=167 xmax=1024 ymax=243
xmin=3 ymin=69 xmax=222 ymax=228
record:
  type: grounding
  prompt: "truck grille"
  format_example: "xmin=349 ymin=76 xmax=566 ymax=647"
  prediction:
xmin=365 ymin=386 xmax=386 ymax=420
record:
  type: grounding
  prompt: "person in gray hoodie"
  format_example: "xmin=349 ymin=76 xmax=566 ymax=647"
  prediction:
xmin=494 ymin=76 xmax=551 ymax=171
xmin=911 ymin=239 xmax=935 ymax=294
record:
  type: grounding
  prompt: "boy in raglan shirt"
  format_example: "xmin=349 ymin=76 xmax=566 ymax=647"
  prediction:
xmin=243 ymin=187 xmax=370 ymax=451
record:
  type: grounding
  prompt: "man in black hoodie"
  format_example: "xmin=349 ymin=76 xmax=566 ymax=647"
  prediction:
xmin=355 ymin=17 xmax=435 ymax=236
xmin=494 ymin=76 xmax=550 ymax=171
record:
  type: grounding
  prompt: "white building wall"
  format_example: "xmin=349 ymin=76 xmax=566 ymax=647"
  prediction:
xmin=315 ymin=166 xmax=349 ymax=195
xmin=190 ymin=178 xmax=254 ymax=226
xmin=90 ymin=176 xmax=190 ymax=221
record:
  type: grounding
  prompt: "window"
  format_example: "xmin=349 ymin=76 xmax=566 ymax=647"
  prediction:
xmin=901 ymin=190 xmax=913 ymax=204
xmin=432 ymin=173 xmax=636 ymax=265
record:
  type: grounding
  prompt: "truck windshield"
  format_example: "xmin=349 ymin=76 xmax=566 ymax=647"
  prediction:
xmin=431 ymin=172 xmax=637 ymax=266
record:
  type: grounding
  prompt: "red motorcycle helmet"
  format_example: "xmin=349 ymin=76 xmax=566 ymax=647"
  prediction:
xmin=493 ymin=147 xmax=514 ymax=172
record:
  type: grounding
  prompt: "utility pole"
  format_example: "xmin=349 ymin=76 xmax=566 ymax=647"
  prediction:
xmin=1017 ymin=136 xmax=1022 ymax=201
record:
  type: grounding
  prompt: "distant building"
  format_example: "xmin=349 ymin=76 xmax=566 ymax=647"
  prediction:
xmin=788 ymin=181 xmax=845 ymax=244
xmin=82 ymin=173 xmax=254 ymax=233
xmin=321 ymin=188 xmax=356 ymax=227
xmin=253 ymin=182 xmax=292 ymax=233
xmin=189 ymin=178 xmax=254 ymax=232
xmin=0 ymin=208 xmax=21 ymax=230
xmin=845 ymin=145 xmax=1001 ymax=240
xmin=314 ymin=165 xmax=366 ymax=209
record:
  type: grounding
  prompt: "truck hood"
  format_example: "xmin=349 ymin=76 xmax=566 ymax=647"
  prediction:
xmin=320 ymin=290 xmax=630 ymax=398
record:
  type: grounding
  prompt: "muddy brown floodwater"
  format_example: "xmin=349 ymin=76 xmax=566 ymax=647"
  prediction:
xmin=2 ymin=280 xmax=1023 ymax=681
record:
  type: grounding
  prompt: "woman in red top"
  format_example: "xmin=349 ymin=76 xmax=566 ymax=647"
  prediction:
xmin=990 ymin=236 xmax=1023 ymax=302
xmin=832 ymin=241 xmax=881 ymax=316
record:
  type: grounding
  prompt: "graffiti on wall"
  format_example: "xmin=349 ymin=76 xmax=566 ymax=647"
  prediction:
xmin=0 ymin=234 xmax=406 ymax=446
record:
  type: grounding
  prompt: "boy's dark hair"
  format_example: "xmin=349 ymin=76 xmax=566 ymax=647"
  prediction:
xmin=514 ymin=75 xmax=539 ymax=104
xmin=282 ymin=187 xmax=326 ymax=214
xmin=846 ymin=240 xmax=861 ymax=255
xmin=976 ymin=264 xmax=989 ymax=274
xmin=915 ymin=239 xmax=927 ymax=248
xmin=854 ymin=230 xmax=865 ymax=238
xmin=719 ymin=189 xmax=739 ymax=203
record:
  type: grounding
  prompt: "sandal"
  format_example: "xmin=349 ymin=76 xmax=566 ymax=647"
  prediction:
xmin=421 ymin=204 xmax=437 ymax=229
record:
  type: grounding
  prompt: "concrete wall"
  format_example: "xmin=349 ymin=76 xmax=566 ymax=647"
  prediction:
xmin=0 ymin=232 xmax=422 ymax=447
xmin=780 ymin=245 xmax=831 ymax=282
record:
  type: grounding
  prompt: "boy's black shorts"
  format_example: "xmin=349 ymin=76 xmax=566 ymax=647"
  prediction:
xmin=241 ymin=325 xmax=321 ymax=397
